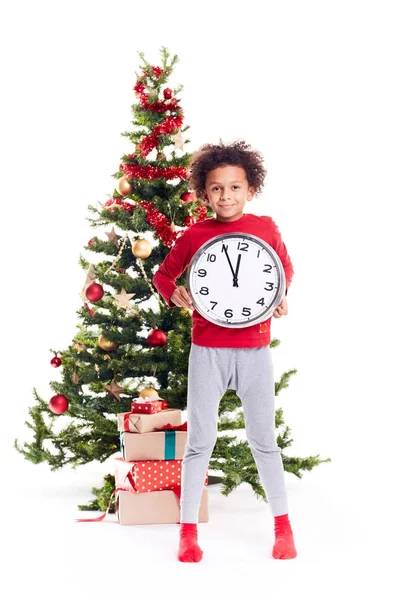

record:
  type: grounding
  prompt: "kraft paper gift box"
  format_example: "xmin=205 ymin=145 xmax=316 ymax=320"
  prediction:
xmin=117 ymin=408 xmax=182 ymax=433
xmin=117 ymin=486 xmax=209 ymax=525
xmin=115 ymin=457 xmax=183 ymax=493
xmin=120 ymin=429 xmax=187 ymax=461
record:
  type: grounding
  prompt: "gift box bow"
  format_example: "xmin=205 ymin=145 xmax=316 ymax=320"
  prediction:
xmin=154 ymin=422 xmax=187 ymax=432
xmin=154 ymin=422 xmax=188 ymax=459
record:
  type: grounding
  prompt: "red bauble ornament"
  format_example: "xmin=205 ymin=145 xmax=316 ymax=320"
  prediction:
xmin=147 ymin=329 xmax=168 ymax=347
xmin=163 ymin=88 xmax=173 ymax=99
xmin=50 ymin=356 xmax=62 ymax=368
xmin=85 ymin=282 xmax=104 ymax=303
xmin=180 ymin=192 xmax=193 ymax=203
xmin=184 ymin=216 xmax=196 ymax=227
xmin=49 ymin=394 xmax=69 ymax=415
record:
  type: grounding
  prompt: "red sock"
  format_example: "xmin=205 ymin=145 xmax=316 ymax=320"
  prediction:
xmin=272 ymin=514 xmax=297 ymax=559
xmin=178 ymin=523 xmax=203 ymax=563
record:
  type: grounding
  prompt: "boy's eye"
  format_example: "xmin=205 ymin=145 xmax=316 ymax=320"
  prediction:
xmin=211 ymin=186 xmax=220 ymax=191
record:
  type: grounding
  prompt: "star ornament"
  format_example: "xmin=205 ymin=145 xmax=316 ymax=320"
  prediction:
xmin=104 ymin=379 xmax=125 ymax=401
xmin=113 ymin=288 xmax=135 ymax=309
xmin=85 ymin=264 xmax=96 ymax=285
xmin=106 ymin=227 xmax=121 ymax=247
xmin=173 ymin=130 xmax=184 ymax=151
xmin=73 ymin=343 xmax=86 ymax=353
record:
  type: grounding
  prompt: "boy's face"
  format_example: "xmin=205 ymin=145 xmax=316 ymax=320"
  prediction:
xmin=203 ymin=165 xmax=255 ymax=222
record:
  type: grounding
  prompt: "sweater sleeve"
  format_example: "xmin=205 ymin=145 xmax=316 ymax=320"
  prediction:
xmin=152 ymin=229 xmax=193 ymax=307
xmin=264 ymin=217 xmax=294 ymax=292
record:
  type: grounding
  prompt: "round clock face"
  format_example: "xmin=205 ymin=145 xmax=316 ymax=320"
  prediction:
xmin=186 ymin=232 xmax=286 ymax=328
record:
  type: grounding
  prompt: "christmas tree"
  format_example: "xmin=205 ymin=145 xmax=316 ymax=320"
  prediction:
xmin=15 ymin=47 xmax=329 ymax=511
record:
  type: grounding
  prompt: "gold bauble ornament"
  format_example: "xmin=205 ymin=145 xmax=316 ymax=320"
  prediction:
xmin=116 ymin=176 xmax=132 ymax=196
xmin=132 ymin=239 xmax=152 ymax=259
xmin=98 ymin=334 xmax=118 ymax=351
xmin=139 ymin=387 xmax=159 ymax=399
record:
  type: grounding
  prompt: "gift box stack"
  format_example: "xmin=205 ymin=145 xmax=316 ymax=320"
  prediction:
xmin=115 ymin=392 xmax=208 ymax=525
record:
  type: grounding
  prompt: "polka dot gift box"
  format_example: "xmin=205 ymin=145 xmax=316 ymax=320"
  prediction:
xmin=114 ymin=457 xmax=208 ymax=493
xmin=130 ymin=399 xmax=165 ymax=415
xmin=115 ymin=457 xmax=182 ymax=493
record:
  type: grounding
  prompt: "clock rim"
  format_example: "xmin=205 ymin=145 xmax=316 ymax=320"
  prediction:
xmin=186 ymin=232 xmax=286 ymax=329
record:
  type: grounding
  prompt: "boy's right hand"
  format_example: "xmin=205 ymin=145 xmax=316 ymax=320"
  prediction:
xmin=170 ymin=286 xmax=194 ymax=309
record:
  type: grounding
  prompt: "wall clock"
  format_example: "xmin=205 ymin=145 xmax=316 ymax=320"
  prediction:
xmin=186 ymin=232 xmax=286 ymax=328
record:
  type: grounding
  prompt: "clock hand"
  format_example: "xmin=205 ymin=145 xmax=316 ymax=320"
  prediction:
xmin=233 ymin=254 xmax=242 ymax=287
xmin=222 ymin=246 xmax=238 ymax=286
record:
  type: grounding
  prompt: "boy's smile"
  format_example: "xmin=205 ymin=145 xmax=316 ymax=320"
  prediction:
xmin=203 ymin=165 xmax=255 ymax=222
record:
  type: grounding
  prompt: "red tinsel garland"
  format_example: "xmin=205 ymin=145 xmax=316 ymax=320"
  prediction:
xmin=133 ymin=81 xmax=180 ymax=114
xmin=142 ymin=99 xmax=180 ymax=113
xmin=137 ymin=200 xmax=180 ymax=247
xmin=133 ymin=70 xmax=184 ymax=159
xmin=151 ymin=66 xmax=163 ymax=78
xmin=194 ymin=205 xmax=208 ymax=221
xmin=136 ymin=114 xmax=184 ymax=157
xmin=102 ymin=196 xmax=208 ymax=248
xmin=121 ymin=162 xmax=188 ymax=181
xmin=100 ymin=65 xmax=206 ymax=248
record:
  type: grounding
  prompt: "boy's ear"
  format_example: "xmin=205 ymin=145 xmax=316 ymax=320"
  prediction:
xmin=202 ymin=193 xmax=210 ymax=204
xmin=247 ymin=187 xmax=256 ymax=201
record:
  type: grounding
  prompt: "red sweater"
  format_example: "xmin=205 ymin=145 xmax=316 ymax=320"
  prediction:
xmin=152 ymin=214 xmax=294 ymax=348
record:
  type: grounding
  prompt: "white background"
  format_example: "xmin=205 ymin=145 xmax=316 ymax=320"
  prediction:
xmin=1 ymin=1 xmax=399 ymax=598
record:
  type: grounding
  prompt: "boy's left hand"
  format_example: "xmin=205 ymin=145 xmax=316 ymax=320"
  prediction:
xmin=273 ymin=297 xmax=288 ymax=318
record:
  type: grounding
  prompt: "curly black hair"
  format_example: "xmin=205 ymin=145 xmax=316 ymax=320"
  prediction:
xmin=189 ymin=140 xmax=267 ymax=200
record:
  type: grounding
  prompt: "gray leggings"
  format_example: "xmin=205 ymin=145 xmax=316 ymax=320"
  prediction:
xmin=180 ymin=343 xmax=289 ymax=523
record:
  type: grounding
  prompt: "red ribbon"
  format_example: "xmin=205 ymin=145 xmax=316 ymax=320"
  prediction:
xmin=154 ymin=421 xmax=187 ymax=432
xmin=123 ymin=413 xmax=131 ymax=431
xmin=123 ymin=413 xmax=141 ymax=432
xmin=83 ymin=302 xmax=95 ymax=317
xmin=171 ymin=485 xmax=181 ymax=499
xmin=75 ymin=488 xmax=123 ymax=522
xmin=125 ymin=470 xmax=136 ymax=491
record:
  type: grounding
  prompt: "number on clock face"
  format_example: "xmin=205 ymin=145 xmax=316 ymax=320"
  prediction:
xmin=186 ymin=233 xmax=285 ymax=328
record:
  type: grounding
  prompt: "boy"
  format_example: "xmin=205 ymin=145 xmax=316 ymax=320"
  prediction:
xmin=152 ymin=140 xmax=296 ymax=562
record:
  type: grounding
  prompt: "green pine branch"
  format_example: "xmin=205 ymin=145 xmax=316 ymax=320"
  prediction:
xmin=78 ymin=474 xmax=116 ymax=512
xmin=275 ymin=369 xmax=298 ymax=396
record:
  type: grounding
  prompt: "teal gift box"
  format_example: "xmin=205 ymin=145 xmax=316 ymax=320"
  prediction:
xmin=120 ymin=429 xmax=187 ymax=461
